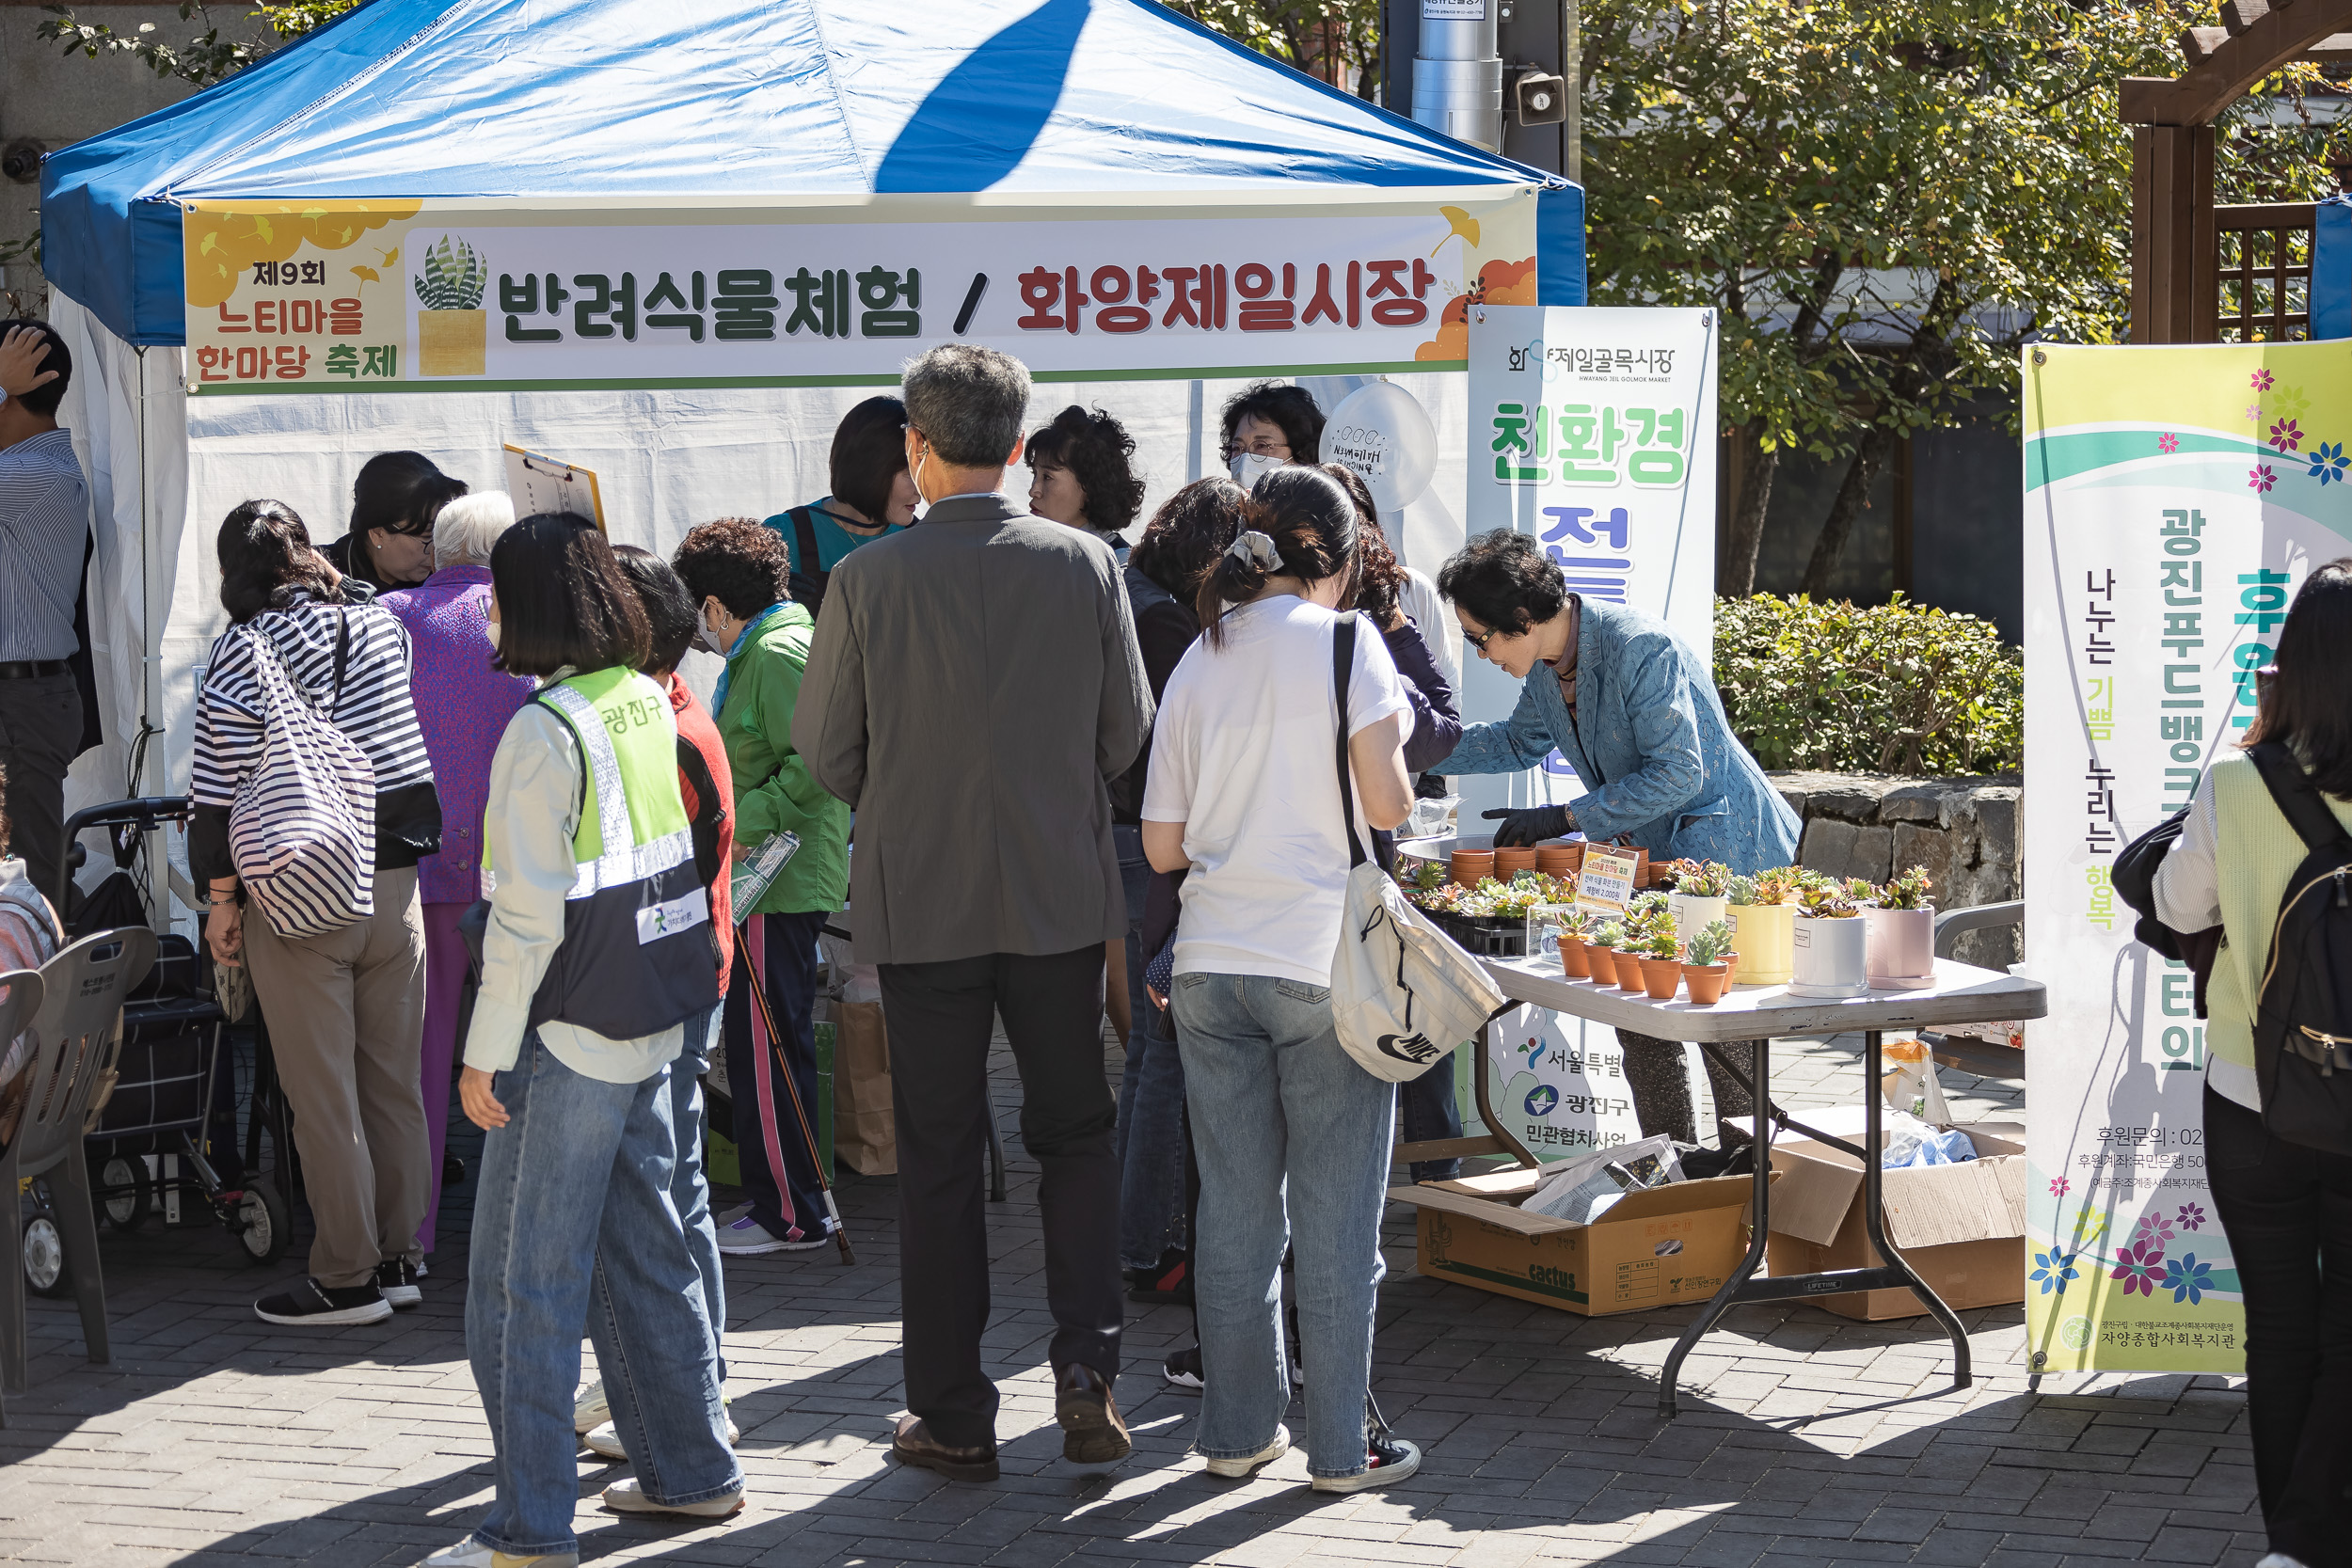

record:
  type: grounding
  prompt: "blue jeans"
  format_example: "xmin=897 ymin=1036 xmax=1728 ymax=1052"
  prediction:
xmin=675 ymin=1003 xmax=725 ymax=1384
xmin=1114 ymin=824 xmax=1187 ymax=1269
xmin=465 ymin=1032 xmax=739 ymax=1557
xmin=1171 ymin=972 xmax=1395 ymax=1479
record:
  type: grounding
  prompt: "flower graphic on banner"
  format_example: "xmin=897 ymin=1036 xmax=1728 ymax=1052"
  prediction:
xmin=2275 ymin=384 xmax=2312 ymax=421
xmin=2311 ymin=441 xmax=2348 ymax=485
xmin=2248 ymin=404 xmax=2265 ymax=421
xmin=2049 ymin=1177 xmax=2071 ymax=1197
xmin=2158 ymin=433 xmax=2180 ymax=453
xmin=2177 ymin=1203 xmax=2207 ymax=1231
xmin=2113 ymin=1240 xmax=2165 ymax=1297
xmin=2136 ymin=1211 xmax=2176 ymax=1246
xmin=2253 ymin=465 xmax=2276 ymax=493
xmin=2163 ymin=1254 xmax=2215 ymax=1305
xmin=2270 ymin=418 xmax=2304 ymax=452
xmin=2030 ymin=1249 xmax=2080 ymax=1295
xmin=2253 ymin=369 xmax=2275 ymax=390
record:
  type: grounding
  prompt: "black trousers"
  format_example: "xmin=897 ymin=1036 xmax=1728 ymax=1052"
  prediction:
xmin=879 ymin=944 xmax=1122 ymax=1449
xmin=1617 ymin=1030 xmax=1758 ymax=1147
xmin=0 ymin=671 xmax=80 ymax=906
xmin=2206 ymin=1085 xmax=2352 ymax=1566
xmin=722 ymin=910 xmax=832 ymax=1243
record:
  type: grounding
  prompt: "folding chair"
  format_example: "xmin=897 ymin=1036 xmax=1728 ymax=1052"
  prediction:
xmin=0 ymin=927 xmax=158 ymax=1402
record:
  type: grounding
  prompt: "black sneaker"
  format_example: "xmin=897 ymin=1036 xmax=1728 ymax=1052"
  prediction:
xmin=1126 ymin=1247 xmax=1192 ymax=1305
xmin=1162 ymin=1343 xmax=1204 ymax=1391
xmin=1311 ymin=1432 xmax=1422 ymax=1493
xmin=374 ymin=1258 xmax=422 ymax=1310
xmin=255 ymin=1277 xmax=392 ymax=1326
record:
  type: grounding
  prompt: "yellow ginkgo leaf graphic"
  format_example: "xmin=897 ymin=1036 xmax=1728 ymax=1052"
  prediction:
xmin=251 ymin=215 xmax=274 ymax=244
xmin=378 ymin=246 xmax=399 ymax=268
xmin=351 ymin=265 xmax=380 ymax=284
xmin=1429 ymin=204 xmax=1479 ymax=257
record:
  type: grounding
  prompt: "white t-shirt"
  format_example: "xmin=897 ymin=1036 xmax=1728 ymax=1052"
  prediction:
xmin=1142 ymin=595 xmax=1413 ymax=987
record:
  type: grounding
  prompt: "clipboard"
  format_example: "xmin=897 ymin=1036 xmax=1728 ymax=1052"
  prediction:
xmin=503 ymin=443 xmax=607 ymax=532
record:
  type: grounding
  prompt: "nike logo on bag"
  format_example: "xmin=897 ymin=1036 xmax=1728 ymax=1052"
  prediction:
xmin=1379 ymin=1032 xmax=1439 ymax=1063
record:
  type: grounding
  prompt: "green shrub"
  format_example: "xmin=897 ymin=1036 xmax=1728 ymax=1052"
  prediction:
xmin=1712 ymin=594 xmax=2022 ymax=776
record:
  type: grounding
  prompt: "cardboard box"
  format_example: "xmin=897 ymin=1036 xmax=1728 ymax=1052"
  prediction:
xmin=1391 ymin=1166 xmax=1766 ymax=1316
xmin=1757 ymin=1110 xmax=2027 ymax=1320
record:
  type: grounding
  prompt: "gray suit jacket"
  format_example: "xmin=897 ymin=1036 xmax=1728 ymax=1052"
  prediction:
xmin=794 ymin=492 xmax=1152 ymax=965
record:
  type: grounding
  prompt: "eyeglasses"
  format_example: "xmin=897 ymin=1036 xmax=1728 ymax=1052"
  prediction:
xmin=1222 ymin=438 xmax=1292 ymax=461
xmin=1462 ymin=626 xmax=1498 ymax=652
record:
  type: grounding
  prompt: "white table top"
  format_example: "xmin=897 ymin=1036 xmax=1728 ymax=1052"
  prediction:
xmin=1479 ymin=956 xmax=2048 ymax=1042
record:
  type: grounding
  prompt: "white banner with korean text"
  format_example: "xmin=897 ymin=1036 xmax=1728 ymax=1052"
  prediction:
xmin=2023 ymin=341 xmax=2352 ymax=1373
xmin=179 ymin=191 xmax=1544 ymax=395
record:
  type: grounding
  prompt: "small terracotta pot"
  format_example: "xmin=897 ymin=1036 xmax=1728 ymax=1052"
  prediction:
xmin=1535 ymin=844 xmax=1583 ymax=879
xmin=1450 ymin=849 xmax=1495 ymax=888
xmin=1638 ymin=955 xmax=1684 ymax=1001
xmin=1558 ymin=936 xmax=1591 ymax=979
xmin=1584 ymin=944 xmax=1621 ymax=986
xmin=1683 ymin=961 xmax=1733 ymax=1006
xmin=1494 ymin=846 xmax=1539 ymax=879
xmin=1614 ymin=950 xmax=1649 ymax=991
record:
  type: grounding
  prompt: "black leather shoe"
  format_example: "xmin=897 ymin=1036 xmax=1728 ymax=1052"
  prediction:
xmin=891 ymin=1415 xmax=999 ymax=1481
xmin=1055 ymin=1363 xmax=1132 ymax=1465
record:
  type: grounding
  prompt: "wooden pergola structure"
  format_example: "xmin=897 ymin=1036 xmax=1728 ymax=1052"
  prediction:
xmin=2125 ymin=0 xmax=2351 ymax=343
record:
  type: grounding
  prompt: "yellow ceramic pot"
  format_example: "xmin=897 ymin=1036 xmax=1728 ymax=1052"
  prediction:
xmin=1730 ymin=902 xmax=1794 ymax=985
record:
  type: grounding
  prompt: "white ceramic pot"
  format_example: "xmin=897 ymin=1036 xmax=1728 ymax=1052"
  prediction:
xmin=1789 ymin=913 xmax=1869 ymax=998
xmin=1866 ymin=904 xmax=1937 ymax=990
xmin=1667 ymin=893 xmax=1729 ymax=949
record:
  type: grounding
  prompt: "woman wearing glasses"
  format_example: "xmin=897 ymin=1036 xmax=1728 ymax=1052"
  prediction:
xmin=1436 ymin=530 xmax=1800 ymax=1150
xmin=322 ymin=451 xmax=469 ymax=592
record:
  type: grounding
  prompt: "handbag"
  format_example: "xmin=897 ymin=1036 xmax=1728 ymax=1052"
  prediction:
xmin=1326 ymin=612 xmax=1506 ymax=1082
xmin=225 ymin=612 xmax=377 ymax=940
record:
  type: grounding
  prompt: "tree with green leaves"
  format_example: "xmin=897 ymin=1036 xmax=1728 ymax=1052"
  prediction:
xmin=1579 ymin=0 xmax=2345 ymax=596
xmin=39 ymin=1 xmax=355 ymax=87
xmin=1162 ymin=0 xmax=1380 ymax=96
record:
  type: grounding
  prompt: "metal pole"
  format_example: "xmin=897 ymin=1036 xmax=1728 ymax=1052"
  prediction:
xmin=1561 ymin=0 xmax=1581 ymax=184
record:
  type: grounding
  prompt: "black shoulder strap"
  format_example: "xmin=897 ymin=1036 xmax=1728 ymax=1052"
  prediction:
xmin=2248 ymin=740 xmax=2352 ymax=854
xmin=675 ymin=732 xmax=726 ymax=888
xmin=1332 ymin=611 xmax=1368 ymax=870
xmin=330 ymin=609 xmax=351 ymax=704
xmin=789 ymin=507 xmax=823 ymax=575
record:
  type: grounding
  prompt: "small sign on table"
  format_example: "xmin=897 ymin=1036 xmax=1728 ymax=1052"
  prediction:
xmin=1573 ymin=844 xmax=1644 ymax=916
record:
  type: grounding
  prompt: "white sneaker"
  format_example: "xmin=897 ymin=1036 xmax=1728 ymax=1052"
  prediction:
xmin=1204 ymin=1424 xmax=1289 ymax=1478
xmin=416 ymin=1536 xmax=578 ymax=1567
xmin=715 ymin=1200 xmax=754 ymax=1228
xmin=716 ymin=1215 xmax=829 ymax=1255
xmin=583 ymin=1414 xmax=739 ymax=1460
xmin=573 ymin=1381 xmax=608 ymax=1434
xmin=601 ymin=1477 xmax=745 ymax=1517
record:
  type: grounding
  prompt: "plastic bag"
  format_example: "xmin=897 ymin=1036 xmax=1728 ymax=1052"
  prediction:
xmin=1879 ymin=1108 xmax=1979 ymax=1168
xmin=1880 ymin=1037 xmax=1953 ymax=1124
xmin=1522 ymin=1134 xmax=1685 ymax=1223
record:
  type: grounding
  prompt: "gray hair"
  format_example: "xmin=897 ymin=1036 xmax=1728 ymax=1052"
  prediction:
xmin=433 ymin=490 xmax=516 ymax=570
xmin=901 ymin=344 xmax=1031 ymax=468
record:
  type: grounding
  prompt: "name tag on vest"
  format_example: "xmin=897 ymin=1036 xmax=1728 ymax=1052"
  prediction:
xmin=635 ymin=891 xmax=710 ymax=944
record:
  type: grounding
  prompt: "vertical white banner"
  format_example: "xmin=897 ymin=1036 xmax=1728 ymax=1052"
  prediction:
xmin=2024 ymin=341 xmax=2352 ymax=1374
xmin=1462 ymin=304 xmax=1718 ymax=817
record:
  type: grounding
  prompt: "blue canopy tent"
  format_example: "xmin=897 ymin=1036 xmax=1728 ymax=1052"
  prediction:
xmin=36 ymin=0 xmax=1582 ymax=912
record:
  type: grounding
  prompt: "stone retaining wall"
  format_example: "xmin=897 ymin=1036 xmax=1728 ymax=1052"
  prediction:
xmin=1768 ymin=770 xmax=2023 ymax=970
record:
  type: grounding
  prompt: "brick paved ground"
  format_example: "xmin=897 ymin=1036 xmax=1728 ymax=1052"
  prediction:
xmin=0 ymin=1032 xmax=2265 ymax=1567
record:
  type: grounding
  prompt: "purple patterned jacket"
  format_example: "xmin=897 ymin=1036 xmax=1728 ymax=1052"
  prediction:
xmin=378 ymin=565 xmax=535 ymax=906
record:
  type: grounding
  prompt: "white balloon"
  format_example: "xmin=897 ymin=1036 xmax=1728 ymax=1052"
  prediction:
xmin=1325 ymin=379 xmax=1438 ymax=515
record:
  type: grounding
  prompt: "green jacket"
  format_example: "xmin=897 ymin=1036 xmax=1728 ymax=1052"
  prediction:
xmin=717 ymin=603 xmax=850 ymax=914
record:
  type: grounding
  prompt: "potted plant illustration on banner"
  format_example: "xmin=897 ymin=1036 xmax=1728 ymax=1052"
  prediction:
xmin=413 ymin=234 xmax=487 ymax=376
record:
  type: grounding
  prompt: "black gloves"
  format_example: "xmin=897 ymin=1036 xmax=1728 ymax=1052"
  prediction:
xmin=1482 ymin=805 xmax=1572 ymax=848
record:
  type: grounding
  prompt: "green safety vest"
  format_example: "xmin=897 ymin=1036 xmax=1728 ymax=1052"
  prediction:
xmin=509 ymin=666 xmax=719 ymax=1040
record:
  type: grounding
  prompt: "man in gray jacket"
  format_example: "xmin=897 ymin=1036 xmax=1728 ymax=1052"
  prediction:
xmin=796 ymin=344 xmax=1152 ymax=1482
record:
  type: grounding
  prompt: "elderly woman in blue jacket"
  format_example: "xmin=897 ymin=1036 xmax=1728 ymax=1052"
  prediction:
xmin=1435 ymin=530 xmax=1800 ymax=1147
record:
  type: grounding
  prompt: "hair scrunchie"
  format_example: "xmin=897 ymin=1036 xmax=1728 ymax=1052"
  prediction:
xmin=1226 ymin=530 xmax=1280 ymax=571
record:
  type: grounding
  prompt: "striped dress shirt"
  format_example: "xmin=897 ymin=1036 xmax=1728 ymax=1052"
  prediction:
xmin=0 ymin=427 xmax=89 ymax=661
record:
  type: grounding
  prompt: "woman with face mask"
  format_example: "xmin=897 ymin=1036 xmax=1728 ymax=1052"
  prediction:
xmin=1219 ymin=380 xmax=1324 ymax=491
xmin=670 ymin=518 xmax=850 ymax=1259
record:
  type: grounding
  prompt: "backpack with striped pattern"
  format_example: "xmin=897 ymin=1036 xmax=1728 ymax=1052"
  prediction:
xmin=226 ymin=614 xmax=377 ymax=939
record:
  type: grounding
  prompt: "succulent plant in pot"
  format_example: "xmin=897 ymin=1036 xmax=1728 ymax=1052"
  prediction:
xmin=1549 ymin=906 xmax=1597 ymax=979
xmin=1791 ymin=879 xmax=1869 ymax=997
xmin=1635 ymin=922 xmax=1686 ymax=1000
xmin=1866 ymin=865 xmax=1937 ymax=990
xmin=1731 ymin=866 xmax=1801 ymax=985
xmin=1667 ymin=859 xmax=1733 ymax=943
xmin=1587 ymin=919 xmax=1629 ymax=986
xmin=1681 ymin=917 xmax=1739 ymax=1005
